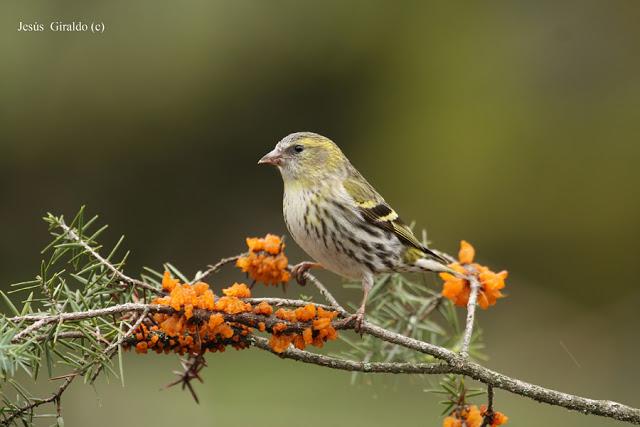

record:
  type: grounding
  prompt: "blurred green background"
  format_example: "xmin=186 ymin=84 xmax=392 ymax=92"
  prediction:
xmin=1 ymin=0 xmax=639 ymax=425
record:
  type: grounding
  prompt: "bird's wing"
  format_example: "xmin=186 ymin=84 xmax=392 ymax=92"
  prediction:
xmin=343 ymin=171 xmax=447 ymax=264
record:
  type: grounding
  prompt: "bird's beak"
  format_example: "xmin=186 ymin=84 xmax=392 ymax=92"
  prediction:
xmin=258 ymin=148 xmax=283 ymax=166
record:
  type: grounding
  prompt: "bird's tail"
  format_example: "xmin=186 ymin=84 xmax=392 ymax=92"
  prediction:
xmin=405 ymin=246 xmax=466 ymax=278
xmin=420 ymin=246 xmax=450 ymax=265
xmin=415 ymin=257 xmax=454 ymax=274
xmin=415 ymin=255 xmax=466 ymax=279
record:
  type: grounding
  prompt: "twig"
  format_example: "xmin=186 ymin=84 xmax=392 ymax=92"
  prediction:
xmin=165 ymin=355 xmax=207 ymax=404
xmin=57 ymin=219 xmax=161 ymax=295
xmin=383 ymin=296 xmax=442 ymax=362
xmin=1 ymin=374 xmax=75 ymax=425
xmin=291 ymin=265 xmax=347 ymax=315
xmin=480 ymin=385 xmax=495 ymax=427
xmin=9 ymin=303 xmax=165 ymax=343
xmin=460 ymin=276 xmax=481 ymax=358
xmin=89 ymin=307 xmax=150 ymax=383
xmin=10 ymin=318 xmax=50 ymax=343
xmin=191 ymin=254 xmax=244 ymax=283
xmin=4 ymin=309 xmax=151 ymax=424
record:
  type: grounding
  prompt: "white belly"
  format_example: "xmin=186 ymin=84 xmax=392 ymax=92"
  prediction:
xmin=283 ymin=185 xmax=364 ymax=280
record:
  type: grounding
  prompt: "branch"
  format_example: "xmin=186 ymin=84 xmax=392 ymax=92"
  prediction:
xmin=165 ymin=355 xmax=207 ymax=404
xmin=57 ymin=219 xmax=161 ymax=294
xmin=3 ymin=310 xmax=151 ymax=424
xmin=8 ymin=301 xmax=640 ymax=424
xmin=243 ymin=297 xmax=336 ymax=312
xmin=251 ymin=336 xmax=453 ymax=374
xmin=293 ymin=266 xmax=347 ymax=315
xmin=480 ymin=385 xmax=494 ymax=427
xmin=191 ymin=254 xmax=244 ymax=283
xmin=1 ymin=372 xmax=75 ymax=425
xmin=89 ymin=307 xmax=150 ymax=383
xmin=383 ymin=296 xmax=442 ymax=363
xmin=460 ymin=276 xmax=480 ymax=357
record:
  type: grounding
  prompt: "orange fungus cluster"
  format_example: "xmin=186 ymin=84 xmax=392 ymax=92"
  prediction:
xmin=124 ymin=272 xmax=252 ymax=355
xmin=268 ymin=304 xmax=339 ymax=353
xmin=124 ymin=271 xmax=338 ymax=355
xmin=236 ymin=234 xmax=291 ymax=286
xmin=439 ymin=241 xmax=508 ymax=309
xmin=443 ymin=405 xmax=508 ymax=427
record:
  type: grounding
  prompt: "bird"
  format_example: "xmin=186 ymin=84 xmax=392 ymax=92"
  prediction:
xmin=258 ymin=132 xmax=455 ymax=331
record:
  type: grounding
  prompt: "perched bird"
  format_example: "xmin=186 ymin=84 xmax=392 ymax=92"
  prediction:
xmin=258 ymin=132 xmax=454 ymax=331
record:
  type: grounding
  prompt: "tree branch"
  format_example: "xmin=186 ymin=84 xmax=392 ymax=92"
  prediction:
xmin=251 ymin=336 xmax=453 ymax=374
xmin=7 ymin=300 xmax=640 ymax=424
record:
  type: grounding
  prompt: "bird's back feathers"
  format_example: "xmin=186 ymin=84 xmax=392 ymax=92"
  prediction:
xmin=343 ymin=168 xmax=449 ymax=265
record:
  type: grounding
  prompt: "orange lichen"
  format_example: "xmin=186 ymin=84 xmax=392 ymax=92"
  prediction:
xmin=302 ymin=327 xmax=313 ymax=344
xmin=443 ymin=405 xmax=508 ymax=427
xmin=442 ymin=417 xmax=461 ymax=427
xmin=161 ymin=271 xmax=180 ymax=292
xmin=236 ymin=234 xmax=291 ymax=286
xmin=268 ymin=334 xmax=294 ymax=353
xmin=480 ymin=406 xmax=509 ymax=426
xmin=275 ymin=308 xmax=297 ymax=322
xmin=266 ymin=305 xmax=339 ymax=353
xmin=272 ymin=322 xmax=288 ymax=333
xmin=135 ymin=342 xmax=148 ymax=354
xmin=125 ymin=270 xmax=338 ymax=356
xmin=253 ymin=301 xmax=274 ymax=316
xmin=465 ymin=405 xmax=483 ymax=427
xmin=458 ymin=240 xmax=476 ymax=264
xmin=215 ymin=296 xmax=252 ymax=314
xmin=124 ymin=273 xmax=253 ymax=355
xmin=439 ymin=241 xmax=508 ymax=309
xmin=313 ymin=317 xmax=331 ymax=330
xmin=245 ymin=234 xmax=283 ymax=255
xmin=223 ymin=282 xmax=252 ymax=298
xmin=294 ymin=304 xmax=316 ymax=321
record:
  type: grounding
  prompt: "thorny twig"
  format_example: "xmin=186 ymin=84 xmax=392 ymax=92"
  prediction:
xmin=191 ymin=255 xmax=244 ymax=284
xmin=3 ymin=309 xmax=152 ymax=425
xmin=0 ymin=376 xmax=75 ymax=426
xmin=58 ymin=219 xmax=161 ymax=295
xmin=165 ymin=355 xmax=207 ymax=404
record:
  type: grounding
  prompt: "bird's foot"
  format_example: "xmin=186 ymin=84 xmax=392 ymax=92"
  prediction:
xmin=345 ymin=309 xmax=366 ymax=336
xmin=290 ymin=261 xmax=321 ymax=286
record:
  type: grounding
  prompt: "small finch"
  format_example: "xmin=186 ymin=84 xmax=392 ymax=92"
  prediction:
xmin=259 ymin=132 xmax=454 ymax=331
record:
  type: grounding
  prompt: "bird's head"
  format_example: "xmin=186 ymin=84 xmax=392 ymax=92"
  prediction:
xmin=259 ymin=132 xmax=347 ymax=185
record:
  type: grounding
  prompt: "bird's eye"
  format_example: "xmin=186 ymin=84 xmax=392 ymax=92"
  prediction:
xmin=293 ymin=144 xmax=304 ymax=153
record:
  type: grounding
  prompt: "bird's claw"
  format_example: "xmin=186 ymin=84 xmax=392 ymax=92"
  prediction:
xmin=345 ymin=310 xmax=366 ymax=336
xmin=290 ymin=262 xmax=320 ymax=286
